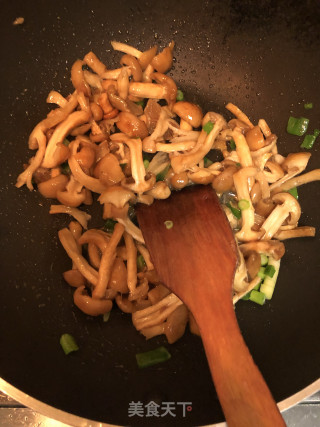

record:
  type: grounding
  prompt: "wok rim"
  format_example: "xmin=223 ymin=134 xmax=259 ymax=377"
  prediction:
xmin=0 ymin=376 xmax=319 ymax=426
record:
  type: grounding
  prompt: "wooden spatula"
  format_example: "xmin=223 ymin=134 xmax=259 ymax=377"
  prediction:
xmin=136 ymin=185 xmax=285 ymax=427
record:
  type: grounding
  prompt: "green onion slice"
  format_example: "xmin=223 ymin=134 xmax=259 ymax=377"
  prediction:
xmin=287 ymin=187 xmax=298 ymax=199
xmin=60 ymin=334 xmax=79 ymax=355
xmin=229 ymin=139 xmax=236 ymax=151
xmin=103 ymin=219 xmax=117 ymax=233
xmin=135 ymin=99 xmax=145 ymax=108
xmin=226 ymin=202 xmax=241 ymax=219
xmin=156 ymin=164 xmax=170 ymax=182
xmin=143 ymin=159 xmax=150 ymax=169
xmin=103 ymin=312 xmax=111 ymax=322
xmin=164 ymin=220 xmax=173 ymax=229
xmin=203 ymin=121 xmax=214 ymax=134
xmin=137 ymin=254 xmax=146 ymax=271
xmin=204 ymin=156 xmax=213 ymax=167
xmin=63 ymin=138 xmax=70 ymax=146
xmin=260 ymin=254 xmax=269 ymax=266
xmin=287 ymin=116 xmax=309 ymax=136
xmin=304 ymin=103 xmax=313 ymax=110
xmin=176 ymin=89 xmax=184 ymax=101
xmin=264 ymin=264 xmax=276 ymax=278
xmin=61 ymin=162 xmax=71 ymax=175
xmin=136 ymin=346 xmax=171 ymax=368
xmin=257 ymin=267 xmax=266 ymax=279
xmin=249 ymin=290 xmax=266 ymax=306
xmin=238 ymin=199 xmax=250 ymax=210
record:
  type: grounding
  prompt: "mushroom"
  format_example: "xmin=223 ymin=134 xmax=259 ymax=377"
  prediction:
xmin=151 ymin=72 xmax=177 ymax=108
xmin=46 ymin=91 xmax=68 ymax=107
xmin=172 ymin=101 xmax=203 ymax=128
xmin=164 ymin=304 xmax=189 ymax=344
xmin=74 ymin=286 xmax=112 ymax=316
xmin=98 ymin=185 xmax=136 ymax=208
xmin=42 ymin=110 xmax=90 ymax=169
xmin=212 ymin=165 xmax=237 ymax=193
xmin=129 ymin=82 xmax=167 ymax=100
xmin=170 ymin=112 xmax=225 ymax=174
xmin=116 ymin=111 xmax=148 ymax=139
xmin=115 ymin=216 xmax=145 ymax=243
xmin=93 ymin=223 xmax=125 ymax=299
xmin=226 ymin=103 xmax=254 ymax=128
xmin=146 ymin=181 xmax=171 ymax=199
xmin=50 ymin=205 xmax=91 ymax=229
xmin=68 ymin=140 xmax=107 ymax=193
xmin=170 ymin=171 xmax=189 ymax=189
xmin=272 ymin=169 xmax=320 ymax=193
xmin=233 ymin=166 xmax=263 ymax=242
xmin=70 ymin=59 xmax=91 ymax=97
xmin=233 ymin=249 xmax=249 ymax=293
xmin=56 ymin=176 xmax=86 ymax=207
xmin=83 ymin=51 xmax=107 ymax=76
xmin=93 ymin=153 xmax=125 ymax=186
xmin=138 ymin=45 xmax=158 ymax=70
xmin=132 ymin=293 xmax=183 ymax=330
xmin=58 ymin=227 xmax=98 ymax=284
xmin=151 ymin=41 xmax=174 ymax=74
xmin=108 ymin=257 xmax=129 ymax=294
xmin=260 ymin=192 xmax=301 ymax=240
xmin=239 ymin=240 xmax=285 ymax=260
xmin=232 ymin=127 xmax=253 ymax=167
xmin=263 ymin=160 xmax=285 ymax=183
xmin=63 ymin=269 xmax=86 ymax=288
xmin=120 ymin=54 xmax=143 ymax=82
xmin=110 ymin=40 xmax=143 ymax=59
xmin=121 ymin=138 xmax=156 ymax=193
xmin=269 ymin=152 xmax=311 ymax=192
xmin=117 ymin=67 xmax=130 ymax=99
xmin=274 ymin=226 xmax=316 ymax=240
xmin=37 ymin=174 xmax=68 ymax=199
xmin=245 ymin=125 xmax=266 ymax=151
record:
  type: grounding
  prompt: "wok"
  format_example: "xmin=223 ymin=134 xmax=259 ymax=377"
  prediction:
xmin=0 ymin=0 xmax=319 ymax=425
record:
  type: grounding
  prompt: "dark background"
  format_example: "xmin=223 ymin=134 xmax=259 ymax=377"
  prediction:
xmin=0 ymin=1 xmax=319 ymax=426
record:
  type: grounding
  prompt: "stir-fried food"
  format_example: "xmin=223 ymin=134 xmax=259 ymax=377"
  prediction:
xmin=16 ymin=41 xmax=320 ymax=344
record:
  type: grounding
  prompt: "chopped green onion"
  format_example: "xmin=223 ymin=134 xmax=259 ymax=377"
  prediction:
xmin=238 ymin=199 xmax=250 ymax=210
xmin=287 ymin=187 xmax=298 ymax=199
xmin=264 ymin=264 xmax=276 ymax=278
xmin=304 ymin=103 xmax=313 ymax=110
xmin=164 ymin=220 xmax=173 ymax=229
xmin=249 ymin=290 xmax=266 ymax=305
xmin=176 ymin=89 xmax=184 ymax=101
xmin=156 ymin=164 xmax=170 ymax=182
xmin=260 ymin=254 xmax=269 ymax=266
xmin=135 ymin=99 xmax=145 ymax=108
xmin=60 ymin=334 xmax=79 ymax=355
xmin=287 ymin=116 xmax=309 ymax=136
xmin=241 ymin=292 xmax=251 ymax=300
xmin=61 ymin=162 xmax=71 ymax=175
xmin=226 ymin=202 xmax=241 ymax=220
xmin=63 ymin=138 xmax=70 ymax=146
xmin=253 ymin=282 xmax=261 ymax=291
xmin=103 ymin=312 xmax=111 ymax=322
xmin=235 ymin=162 xmax=241 ymax=167
xmin=103 ymin=219 xmax=117 ymax=233
xmin=143 ymin=159 xmax=150 ymax=169
xmin=260 ymin=257 xmax=280 ymax=300
xmin=136 ymin=346 xmax=171 ymax=368
xmin=137 ymin=254 xmax=146 ymax=271
xmin=229 ymin=139 xmax=236 ymax=151
xmin=204 ymin=156 xmax=213 ymax=167
xmin=120 ymin=162 xmax=127 ymax=171
xmin=257 ymin=267 xmax=266 ymax=279
xmin=301 ymin=128 xmax=320 ymax=149
xmin=301 ymin=134 xmax=316 ymax=149
xmin=203 ymin=121 xmax=214 ymax=134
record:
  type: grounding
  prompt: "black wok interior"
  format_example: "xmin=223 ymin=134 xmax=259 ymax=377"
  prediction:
xmin=0 ymin=1 xmax=319 ymax=426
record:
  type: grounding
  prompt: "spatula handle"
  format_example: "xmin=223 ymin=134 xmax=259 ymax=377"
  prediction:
xmin=194 ymin=298 xmax=286 ymax=427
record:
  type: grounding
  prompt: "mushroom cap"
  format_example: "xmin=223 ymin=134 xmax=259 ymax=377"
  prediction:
xmin=173 ymin=101 xmax=203 ymax=128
